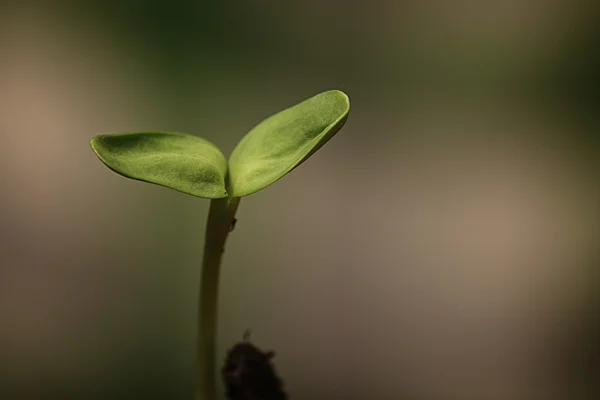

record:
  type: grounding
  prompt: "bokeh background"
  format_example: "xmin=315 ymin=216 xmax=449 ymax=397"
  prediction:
xmin=1 ymin=0 xmax=599 ymax=399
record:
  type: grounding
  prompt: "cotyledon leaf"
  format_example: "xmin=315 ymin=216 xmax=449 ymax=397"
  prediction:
xmin=90 ymin=132 xmax=228 ymax=199
xmin=228 ymin=89 xmax=350 ymax=197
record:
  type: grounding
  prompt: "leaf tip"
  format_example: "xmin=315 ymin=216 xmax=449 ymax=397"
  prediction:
xmin=330 ymin=89 xmax=350 ymax=104
xmin=323 ymin=89 xmax=350 ymax=114
xmin=89 ymin=134 xmax=110 ymax=163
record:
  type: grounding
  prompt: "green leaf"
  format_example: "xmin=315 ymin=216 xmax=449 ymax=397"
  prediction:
xmin=228 ymin=89 xmax=350 ymax=197
xmin=90 ymin=132 xmax=228 ymax=199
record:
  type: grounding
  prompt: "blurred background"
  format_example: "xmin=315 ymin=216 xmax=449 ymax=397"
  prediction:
xmin=1 ymin=0 xmax=599 ymax=399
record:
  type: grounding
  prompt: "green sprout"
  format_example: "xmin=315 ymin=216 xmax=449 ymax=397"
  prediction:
xmin=90 ymin=89 xmax=350 ymax=400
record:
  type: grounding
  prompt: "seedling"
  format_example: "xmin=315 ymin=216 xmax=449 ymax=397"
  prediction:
xmin=90 ymin=89 xmax=350 ymax=400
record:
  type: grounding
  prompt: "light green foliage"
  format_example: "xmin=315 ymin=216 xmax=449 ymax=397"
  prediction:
xmin=228 ymin=90 xmax=350 ymax=196
xmin=90 ymin=132 xmax=228 ymax=199
xmin=90 ymin=90 xmax=350 ymax=198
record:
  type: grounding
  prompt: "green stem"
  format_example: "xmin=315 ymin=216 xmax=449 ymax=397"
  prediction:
xmin=196 ymin=196 xmax=240 ymax=400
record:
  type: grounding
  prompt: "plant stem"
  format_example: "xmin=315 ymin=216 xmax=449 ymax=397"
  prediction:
xmin=196 ymin=196 xmax=241 ymax=400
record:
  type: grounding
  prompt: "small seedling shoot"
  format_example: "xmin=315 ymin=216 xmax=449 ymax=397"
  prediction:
xmin=90 ymin=89 xmax=350 ymax=400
